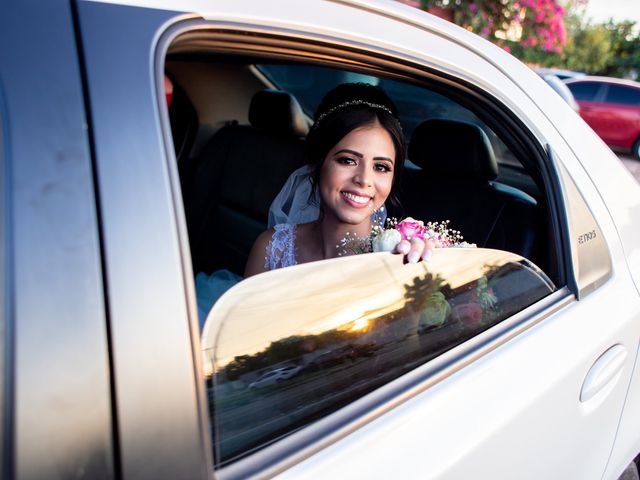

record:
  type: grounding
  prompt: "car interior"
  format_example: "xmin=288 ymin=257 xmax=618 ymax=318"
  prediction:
xmin=164 ymin=49 xmax=559 ymax=288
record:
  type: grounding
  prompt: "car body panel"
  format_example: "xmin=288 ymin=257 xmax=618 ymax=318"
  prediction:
xmin=0 ymin=1 xmax=115 ymax=479
xmin=75 ymin=2 xmax=212 ymax=479
xmin=580 ymin=100 xmax=639 ymax=150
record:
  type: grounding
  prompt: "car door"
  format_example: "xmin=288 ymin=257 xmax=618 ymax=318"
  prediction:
xmin=74 ymin=1 xmax=640 ymax=479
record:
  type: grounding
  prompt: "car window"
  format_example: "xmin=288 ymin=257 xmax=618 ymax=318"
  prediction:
xmin=604 ymin=84 xmax=640 ymax=106
xmin=566 ymin=81 xmax=601 ymax=102
xmin=201 ymin=249 xmax=555 ymax=465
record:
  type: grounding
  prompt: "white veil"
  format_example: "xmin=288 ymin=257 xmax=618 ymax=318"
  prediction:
xmin=268 ymin=165 xmax=387 ymax=228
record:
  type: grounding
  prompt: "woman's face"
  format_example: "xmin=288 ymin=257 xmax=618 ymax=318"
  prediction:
xmin=319 ymin=121 xmax=395 ymax=228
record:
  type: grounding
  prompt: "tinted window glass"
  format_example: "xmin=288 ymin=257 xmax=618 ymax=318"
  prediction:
xmin=566 ymin=81 xmax=601 ymax=101
xmin=605 ymin=84 xmax=640 ymax=106
xmin=202 ymin=249 xmax=555 ymax=466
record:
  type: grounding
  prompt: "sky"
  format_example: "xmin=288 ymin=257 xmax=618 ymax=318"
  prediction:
xmin=583 ymin=0 xmax=640 ymax=24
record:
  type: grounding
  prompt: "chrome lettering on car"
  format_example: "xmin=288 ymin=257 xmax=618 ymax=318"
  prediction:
xmin=578 ymin=230 xmax=597 ymax=245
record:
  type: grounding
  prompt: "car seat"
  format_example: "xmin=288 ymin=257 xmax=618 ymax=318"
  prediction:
xmin=185 ymin=89 xmax=310 ymax=275
xmin=402 ymin=119 xmax=539 ymax=259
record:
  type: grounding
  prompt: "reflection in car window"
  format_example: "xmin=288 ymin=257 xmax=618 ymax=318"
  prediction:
xmin=202 ymin=249 xmax=555 ymax=466
xmin=605 ymin=85 xmax=640 ymax=106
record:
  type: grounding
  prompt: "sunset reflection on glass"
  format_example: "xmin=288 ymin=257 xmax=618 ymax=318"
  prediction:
xmin=200 ymin=248 xmax=555 ymax=466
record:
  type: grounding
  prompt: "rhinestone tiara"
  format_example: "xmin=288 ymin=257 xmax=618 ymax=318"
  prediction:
xmin=313 ymin=100 xmax=395 ymax=128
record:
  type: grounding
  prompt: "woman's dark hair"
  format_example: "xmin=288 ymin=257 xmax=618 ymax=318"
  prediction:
xmin=306 ymin=82 xmax=406 ymax=210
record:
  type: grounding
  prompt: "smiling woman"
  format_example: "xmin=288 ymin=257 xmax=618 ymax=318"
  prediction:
xmin=244 ymin=82 xmax=432 ymax=277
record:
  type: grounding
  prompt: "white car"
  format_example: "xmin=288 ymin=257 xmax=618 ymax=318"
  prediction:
xmin=248 ymin=367 xmax=301 ymax=389
xmin=2 ymin=1 xmax=639 ymax=480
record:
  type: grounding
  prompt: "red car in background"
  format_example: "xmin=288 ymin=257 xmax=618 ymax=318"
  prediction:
xmin=565 ymin=76 xmax=640 ymax=159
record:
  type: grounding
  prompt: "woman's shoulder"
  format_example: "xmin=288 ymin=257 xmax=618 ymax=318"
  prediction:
xmin=255 ymin=224 xmax=297 ymax=247
xmin=245 ymin=228 xmax=275 ymax=277
xmin=245 ymin=224 xmax=297 ymax=277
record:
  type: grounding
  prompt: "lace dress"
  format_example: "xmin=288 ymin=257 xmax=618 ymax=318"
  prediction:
xmin=265 ymin=223 xmax=298 ymax=270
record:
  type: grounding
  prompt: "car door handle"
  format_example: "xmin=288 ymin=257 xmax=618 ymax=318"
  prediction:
xmin=580 ymin=344 xmax=627 ymax=403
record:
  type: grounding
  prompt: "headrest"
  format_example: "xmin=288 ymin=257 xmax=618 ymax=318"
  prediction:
xmin=408 ymin=119 xmax=498 ymax=182
xmin=249 ymin=89 xmax=309 ymax=138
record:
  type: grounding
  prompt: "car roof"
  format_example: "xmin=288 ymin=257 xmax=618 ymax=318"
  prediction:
xmin=534 ymin=67 xmax=585 ymax=79
xmin=565 ymin=76 xmax=640 ymax=89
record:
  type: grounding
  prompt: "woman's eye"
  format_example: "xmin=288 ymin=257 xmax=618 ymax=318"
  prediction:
xmin=337 ymin=156 xmax=357 ymax=165
xmin=375 ymin=163 xmax=392 ymax=172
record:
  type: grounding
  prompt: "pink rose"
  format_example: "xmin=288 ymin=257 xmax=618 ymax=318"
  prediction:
xmin=395 ymin=217 xmax=426 ymax=241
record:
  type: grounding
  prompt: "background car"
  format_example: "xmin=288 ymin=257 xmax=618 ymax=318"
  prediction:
xmin=565 ymin=76 xmax=640 ymax=159
xmin=534 ymin=67 xmax=586 ymax=81
xmin=248 ymin=367 xmax=300 ymax=389
xmin=2 ymin=1 xmax=640 ymax=480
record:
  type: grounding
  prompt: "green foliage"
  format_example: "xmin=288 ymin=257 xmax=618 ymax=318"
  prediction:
xmin=563 ymin=22 xmax=613 ymax=72
xmin=517 ymin=4 xmax=640 ymax=79
xmin=598 ymin=20 xmax=640 ymax=79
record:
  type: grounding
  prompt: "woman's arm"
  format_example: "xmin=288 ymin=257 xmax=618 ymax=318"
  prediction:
xmin=244 ymin=229 xmax=274 ymax=278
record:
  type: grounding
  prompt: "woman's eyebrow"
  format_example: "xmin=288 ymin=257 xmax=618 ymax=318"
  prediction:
xmin=335 ymin=149 xmax=394 ymax=163
xmin=335 ymin=148 xmax=363 ymax=158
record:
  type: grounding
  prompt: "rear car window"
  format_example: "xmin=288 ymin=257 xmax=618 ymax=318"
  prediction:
xmin=566 ymin=81 xmax=601 ymax=102
xmin=605 ymin=84 xmax=640 ymax=106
